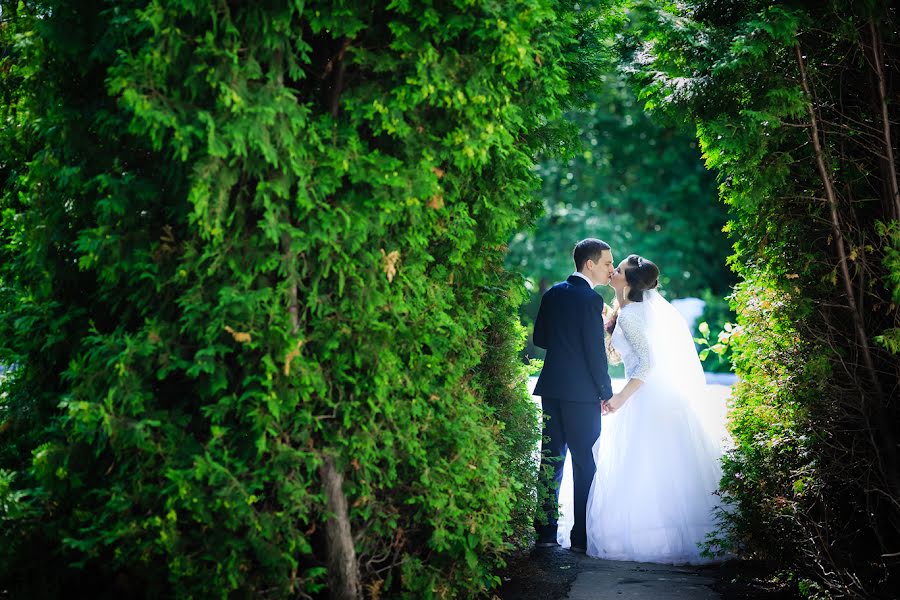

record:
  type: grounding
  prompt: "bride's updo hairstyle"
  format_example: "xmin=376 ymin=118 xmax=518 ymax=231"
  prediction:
xmin=624 ymin=254 xmax=660 ymax=302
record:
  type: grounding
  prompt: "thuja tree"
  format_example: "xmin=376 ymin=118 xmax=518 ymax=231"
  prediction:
xmin=632 ymin=0 xmax=899 ymax=595
xmin=0 ymin=1 xmax=603 ymax=597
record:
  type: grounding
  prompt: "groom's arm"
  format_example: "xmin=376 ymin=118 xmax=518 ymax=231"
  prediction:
xmin=582 ymin=295 xmax=613 ymax=401
xmin=533 ymin=290 xmax=551 ymax=349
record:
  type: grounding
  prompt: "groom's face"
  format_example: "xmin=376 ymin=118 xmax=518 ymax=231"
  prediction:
xmin=589 ymin=250 xmax=615 ymax=286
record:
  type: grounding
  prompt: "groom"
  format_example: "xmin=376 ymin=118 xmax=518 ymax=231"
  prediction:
xmin=533 ymin=238 xmax=614 ymax=552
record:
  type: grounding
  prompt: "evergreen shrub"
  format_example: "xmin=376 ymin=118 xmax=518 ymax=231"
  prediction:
xmin=633 ymin=1 xmax=900 ymax=595
xmin=0 ymin=1 xmax=602 ymax=597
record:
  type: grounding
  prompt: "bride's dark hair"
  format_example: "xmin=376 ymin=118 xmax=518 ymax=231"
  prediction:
xmin=624 ymin=254 xmax=659 ymax=302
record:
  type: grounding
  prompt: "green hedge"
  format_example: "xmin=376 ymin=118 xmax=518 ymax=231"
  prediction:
xmin=0 ymin=2 xmax=601 ymax=597
xmin=633 ymin=1 xmax=900 ymax=595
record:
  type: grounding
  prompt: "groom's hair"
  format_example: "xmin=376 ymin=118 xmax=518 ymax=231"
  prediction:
xmin=573 ymin=239 xmax=610 ymax=271
xmin=624 ymin=254 xmax=660 ymax=302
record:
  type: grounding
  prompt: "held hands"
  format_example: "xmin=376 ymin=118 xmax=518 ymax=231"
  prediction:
xmin=602 ymin=379 xmax=641 ymax=416
xmin=601 ymin=393 xmax=627 ymax=416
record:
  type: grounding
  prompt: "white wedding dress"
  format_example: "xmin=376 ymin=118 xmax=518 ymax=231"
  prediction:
xmin=558 ymin=290 xmax=730 ymax=564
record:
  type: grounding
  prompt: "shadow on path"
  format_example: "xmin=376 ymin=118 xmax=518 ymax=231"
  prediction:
xmin=496 ymin=546 xmax=799 ymax=599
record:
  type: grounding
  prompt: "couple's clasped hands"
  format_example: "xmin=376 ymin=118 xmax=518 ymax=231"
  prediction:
xmin=601 ymin=393 xmax=626 ymax=416
xmin=603 ymin=378 xmax=641 ymax=416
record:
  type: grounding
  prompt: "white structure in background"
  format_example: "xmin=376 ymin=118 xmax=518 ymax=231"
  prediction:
xmin=670 ymin=297 xmax=707 ymax=332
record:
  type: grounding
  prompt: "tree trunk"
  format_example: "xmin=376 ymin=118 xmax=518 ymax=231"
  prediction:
xmin=868 ymin=19 xmax=900 ymax=222
xmin=319 ymin=454 xmax=360 ymax=600
xmin=280 ymin=234 xmax=358 ymax=598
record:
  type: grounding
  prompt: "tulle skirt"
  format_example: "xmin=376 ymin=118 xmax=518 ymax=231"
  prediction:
xmin=558 ymin=377 xmax=730 ymax=564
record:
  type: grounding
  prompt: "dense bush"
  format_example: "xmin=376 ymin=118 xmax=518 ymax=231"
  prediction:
xmin=0 ymin=2 xmax=602 ymax=597
xmin=633 ymin=0 xmax=899 ymax=596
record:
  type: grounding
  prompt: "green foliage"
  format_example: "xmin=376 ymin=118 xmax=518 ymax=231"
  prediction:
xmin=507 ymin=68 xmax=734 ymax=300
xmin=709 ymin=277 xmax=825 ymax=565
xmin=0 ymin=1 xmax=601 ymax=597
xmin=507 ymin=62 xmax=735 ymax=362
xmin=875 ymin=220 xmax=900 ymax=354
xmin=694 ymin=290 xmax=737 ymax=372
xmin=473 ymin=279 xmax=543 ymax=549
xmin=877 ymin=219 xmax=900 ymax=306
xmin=630 ymin=0 xmax=900 ymax=595
xmin=874 ymin=328 xmax=900 ymax=355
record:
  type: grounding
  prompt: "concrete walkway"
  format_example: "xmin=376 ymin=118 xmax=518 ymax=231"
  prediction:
xmin=565 ymin=556 xmax=719 ymax=599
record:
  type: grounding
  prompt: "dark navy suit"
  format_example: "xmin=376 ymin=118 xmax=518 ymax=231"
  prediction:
xmin=533 ymin=275 xmax=613 ymax=548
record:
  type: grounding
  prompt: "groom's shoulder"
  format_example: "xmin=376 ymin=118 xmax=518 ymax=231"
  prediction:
xmin=569 ymin=285 xmax=604 ymax=311
xmin=548 ymin=280 xmax=599 ymax=302
xmin=579 ymin=287 xmax=603 ymax=306
xmin=544 ymin=280 xmax=570 ymax=296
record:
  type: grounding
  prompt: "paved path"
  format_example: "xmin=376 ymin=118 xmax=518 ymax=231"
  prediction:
xmin=497 ymin=545 xmax=734 ymax=599
xmin=565 ymin=555 xmax=719 ymax=599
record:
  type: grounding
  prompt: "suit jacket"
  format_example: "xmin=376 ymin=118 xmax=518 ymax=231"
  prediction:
xmin=533 ymin=275 xmax=613 ymax=403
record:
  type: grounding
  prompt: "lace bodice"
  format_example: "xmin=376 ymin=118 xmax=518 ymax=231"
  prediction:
xmin=611 ymin=303 xmax=653 ymax=381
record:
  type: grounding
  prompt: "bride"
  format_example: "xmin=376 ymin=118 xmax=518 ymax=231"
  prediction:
xmin=557 ymin=254 xmax=730 ymax=564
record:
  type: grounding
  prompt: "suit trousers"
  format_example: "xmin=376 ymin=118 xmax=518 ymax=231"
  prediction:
xmin=534 ymin=397 xmax=602 ymax=548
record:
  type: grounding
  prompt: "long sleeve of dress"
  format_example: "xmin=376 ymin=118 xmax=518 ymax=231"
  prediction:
xmin=617 ymin=308 xmax=653 ymax=381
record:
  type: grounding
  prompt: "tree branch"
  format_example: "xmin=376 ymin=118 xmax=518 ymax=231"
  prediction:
xmin=331 ymin=37 xmax=351 ymax=119
xmin=868 ymin=19 xmax=900 ymax=222
xmin=794 ymin=42 xmax=881 ymax=395
xmin=281 ymin=232 xmax=300 ymax=335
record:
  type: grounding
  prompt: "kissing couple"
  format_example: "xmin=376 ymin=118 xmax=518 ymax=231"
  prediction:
xmin=533 ymin=238 xmax=729 ymax=564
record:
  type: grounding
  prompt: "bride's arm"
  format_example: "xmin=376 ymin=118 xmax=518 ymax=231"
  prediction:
xmin=611 ymin=377 xmax=643 ymax=406
xmin=607 ymin=309 xmax=652 ymax=412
